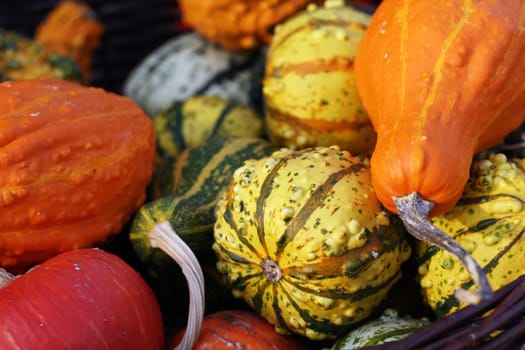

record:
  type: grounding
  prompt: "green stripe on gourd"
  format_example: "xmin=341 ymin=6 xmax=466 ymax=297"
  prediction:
xmin=416 ymin=153 xmax=525 ymax=317
xmin=153 ymin=95 xmax=265 ymax=168
xmin=213 ymin=146 xmax=412 ymax=340
xmin=130 ymin=136 xmax=276 ymax=266
xmin=330 ymin=309 xmax=430 ymax=350
xmin=130 ymin=137 xmax=277 ymax=328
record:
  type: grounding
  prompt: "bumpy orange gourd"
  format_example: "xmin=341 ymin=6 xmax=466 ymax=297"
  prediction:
xmin=34 ymin=0 xmax=105 ymax=82
xmin=178 ymin=0 xmax=322 ymax=50
xmin=356 ymin=0 xmax=525 ymax=216
xmin=355 ymin=0 xmax=525 ymax=304
xmin=0 ymin=79 xmax=155 ymax=273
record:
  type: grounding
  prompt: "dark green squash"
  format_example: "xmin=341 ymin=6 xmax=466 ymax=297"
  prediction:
xmin=129 ymin=137 xmax=276 ymax=326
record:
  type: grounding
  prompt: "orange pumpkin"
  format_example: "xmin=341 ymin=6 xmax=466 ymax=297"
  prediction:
xmin=0 ymin=79 xmax=155 ymax=273
xmin=355 ymin=0 xmax=525 ymax=304
xmin=178 ymin=0 xmax=322 ymax=50
xmin=34 ymin=1 xmax=105 ymax=82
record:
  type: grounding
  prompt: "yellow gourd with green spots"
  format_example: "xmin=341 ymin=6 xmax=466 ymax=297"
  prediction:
xmin=417 ymin=153 xmax=525 ymax=317
xmin=212 ymin=146 xmax=411 ymax=340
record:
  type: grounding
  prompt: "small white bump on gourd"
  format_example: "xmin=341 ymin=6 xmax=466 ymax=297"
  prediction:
xmin=343 ymin=308 xmax=355 ymax=317
xmin=420 ymin=276 xmax=433 ymax=288
xmin=312 ymin=295 xmax=335 ymax=310
xmin=488 ymin=198 xmax=522 ymax=214
xmin=331 ymin=314 xmax=344 ymax=326
xmin=306 ymin=252 xmax=317 ymax=261
xmin=280 ymin=207 xmax=295 ymax=221
xmin=305 ymin=328 xmax=325 ymax=341
xmin=263 ymin=157 xmax=278 ymax=170
xmin=483 ymin=233 xmax=501 ymax=246
xmin=459 ymin=238 xmax=477 ymax=254
xmin=446 ymin=277 xmax=456 ymax=286
xmin=458 ymin=271 xmax=471 ymax=282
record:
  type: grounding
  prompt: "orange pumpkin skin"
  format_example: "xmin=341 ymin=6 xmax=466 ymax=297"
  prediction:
xmin=0 ymin=79 xmax=156 ymax=272
xmin=355 ymin=0 xmax=525 ymax=216
xmin=171 ymin=310 xmax=311 ymax=350
xmin=34 ymin=1 xmax=105 ymax=82
xmin=179 ymin=0 xmax=322 ymax=50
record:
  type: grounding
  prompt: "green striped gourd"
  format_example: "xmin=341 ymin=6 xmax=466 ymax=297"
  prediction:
xmin=0 ymin=29 xmax=83 ymax=83
xmin=130 ymin=136 xmax=276 ymax=326
xmin=417 ymin=153 xmax=525 ymax=317
xmin=131 ymin=136 xmax=276 ymax=265
xmin=123 ymin=32 xmax=258 ymax=117
xmin=263 ymin=1 xmax=375 ymax=155
xmin=152 ymin=95 xmax=265 ymax=174
xmin=329 ymin=309 xmax=430 ymax=350
xmin=212 ymin=146 xmax=412 ymax=340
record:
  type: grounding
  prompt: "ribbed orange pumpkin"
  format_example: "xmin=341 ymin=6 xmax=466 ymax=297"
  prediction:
xmin=355 ymin=0 xmax=525 ymax=305
xmin=178 ymin=0 xmax=322 ymax=50
xmin=0 ymin=79 xmax=156 ymax=273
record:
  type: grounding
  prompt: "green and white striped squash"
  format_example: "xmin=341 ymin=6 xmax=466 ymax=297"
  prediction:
xmin=153 ymin=94 xmax=265 ymax=172
xmin=263 ymin=2 xmax=375 ymax=155
xmin=329 ymin=309 xmax=430 ymax=350
xmin=123 ymin=32 xmax=259 ymax=117
xmin=416 ymin=153 xmax=525 ymax=317
xmin=131 ymin=136 xmax=276 ymax=264
xmin=212 ymin=146 xmax=412 ymax=340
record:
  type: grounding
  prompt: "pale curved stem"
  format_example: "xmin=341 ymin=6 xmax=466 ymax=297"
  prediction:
xmin=0 ymin=268 xmax=15 ymax=289
xmin=394 ymin=192 xmax=493 ymax=305
xmin=149 ymin=221 xmax=206 ymax=350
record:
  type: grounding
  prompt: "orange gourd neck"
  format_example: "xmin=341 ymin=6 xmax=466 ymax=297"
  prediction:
xmin=355 ymin=0 xmax=525 ymax=307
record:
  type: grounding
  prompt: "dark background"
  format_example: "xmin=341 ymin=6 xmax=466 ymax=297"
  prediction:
xmin=0 ymin=0 xmax=188 ymax=93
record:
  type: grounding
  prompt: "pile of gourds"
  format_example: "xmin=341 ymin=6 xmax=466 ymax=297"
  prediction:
xmin=1 ymin=0 xmax=524 ymax=349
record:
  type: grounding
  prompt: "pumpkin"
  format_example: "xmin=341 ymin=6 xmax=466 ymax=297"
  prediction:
xmin=123 ymin=32 xmax=259 ymax=117
xmin=0 ymin=78 xmax=155 ymax=273
xmin=34 ymin=0 xmax=105 ymax=82
xmin=171 ymin=309 xmax=312 ymax=350
xmin=330 ymin=308 xmax=430 ymax=350
xmin=178 ymin=0 xmax=322 ymax=51
xmin=263 ymin=1 xmax=375 ymax=155
xmin=152 ymin=94 xmax=265 ymax=179
xmin=354 ymin=0 xmax=525 ymax=305
xmin=416 ymin=153 xmax=525 ymax=317
xmin=0 ymin=29 xmax=83 ymax=83
xmin=0 ymin=248 xmax=164 ymax=350
xmin=212 ymin=145 xmax=411 ymax=340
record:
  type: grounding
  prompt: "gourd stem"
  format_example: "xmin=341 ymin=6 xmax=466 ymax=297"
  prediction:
xmin=0 ymin=268 xmax=15 ymax=289
xmin=149 ymin=221 xmax=206 ymax=350
xmin=393 ymin=192 xmax=493 ymax=305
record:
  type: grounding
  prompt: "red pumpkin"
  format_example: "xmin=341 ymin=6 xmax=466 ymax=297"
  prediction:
xmin=0 ymin=248 xmax=164 ymax=350
xmin=171 ymin=309 xmax=311 ymax=350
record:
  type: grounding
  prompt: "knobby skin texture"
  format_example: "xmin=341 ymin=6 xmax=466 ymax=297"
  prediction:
xmin=0 ymin=79 xmax=156 ymax=272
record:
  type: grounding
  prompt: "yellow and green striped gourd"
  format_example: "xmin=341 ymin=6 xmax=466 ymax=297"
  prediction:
xmin=263 ymin=1 xmax=375 ymax=155
xmin=213 ymin=146 xmax=411 ymax=340
xmin=417 ymin=153 xmax=525 ymax=317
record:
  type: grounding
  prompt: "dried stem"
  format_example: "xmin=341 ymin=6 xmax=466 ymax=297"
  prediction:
xmin=393 ymin=192 xmax=493 ymax=304
xmin=0 ymin=268 xmax=15 ymax=288
xmin=149 ymin=221 xmax=206 ymax=350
